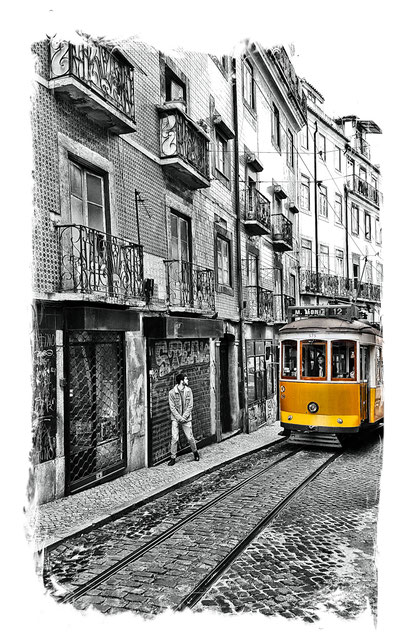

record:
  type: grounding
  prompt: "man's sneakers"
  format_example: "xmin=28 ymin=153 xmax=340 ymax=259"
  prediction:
xmin=168 ymin=458 xmax=176 ymax=466
xmin=194 ymin=451 xmax=200 ymax=462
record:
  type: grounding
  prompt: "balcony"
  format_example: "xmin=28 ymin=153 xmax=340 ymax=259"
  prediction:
xmin=243 ymin=286 xmax=273 ymax=322
xmin=49 ymin=38 xmax=136 ymax=134
xmin=58 ymin=225 xmax=144 ymax=300
xmin=347 ymin=176 xmax=380 ymax=207
xmin=272 ymin=214 xmax=293 ymax=252
xmin=164 ymin=260 xmax=215 ymax=313
xmin=299 ymin=270 xmax=381 ymax=302
xmin=244 ymin=188 xmax=272 ymax=236
xmin=158 ymin=105 xmax=210 ymax=189
xmin=273 ymin=294 xmax=295 ymax=323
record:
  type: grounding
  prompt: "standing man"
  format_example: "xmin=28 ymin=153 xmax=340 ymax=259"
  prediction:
xmin=168 ymin=373 xmax=199 ymax=466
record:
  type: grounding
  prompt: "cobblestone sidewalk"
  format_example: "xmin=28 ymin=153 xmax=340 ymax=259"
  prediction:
xmin=26 ymin=423 xmax=281 ymax=551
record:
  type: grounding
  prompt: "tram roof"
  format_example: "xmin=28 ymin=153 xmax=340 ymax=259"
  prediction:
xmin=279 ymin=317 xmax=382 ymax=336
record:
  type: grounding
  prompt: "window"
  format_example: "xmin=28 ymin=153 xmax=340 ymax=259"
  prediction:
xmin=242 ymin=59 xmax=255 ymax=110
xmin=335 ymin=146 xmax=342 ymax=172
xmin=247 ymin=251 xmax=258 ymax=287
xmin=272 ymin=103 xmax=281 ymax=149
xmin=335 ymin=249 xmax=344 ymax=276
xmin=375 ymin=216 xmax=382 ymax=244
xmin=319 ymin=185 xmax=328 ymax=218
xmin=287 ymin=129 xmax=294 ymax=168
xmin=334 ymin=193 xmax=343 ymax=224
xmin=165 ymin=66 xmax=186 ymax=103
xmin=246 ymin=340 xmax=266 ymax=403
xmin=364 ymin=212 xmax=372 ymax=240
xmin=318 ymin=133 xmax=326 ymax=160
xmin=347 ymin=157 xmax=355 ymax=180
xmin=300 ymin=175 xmax=310 ymax=210
xmin=301 ymin=341 xmax=327 ymax=379
xmin=216 ymin=235 xmax=231 ymax=287
xmin=375 ymin=346 xmax=383 ymax=386
xmin=301 ymin=124 xmax=309 ymax=149
xmin=215 ymin=130 xmax=230 ymax=178
xmin=281 ymin=340 xmax=297 ymax=379
xmin=352 ymin=255 xmax=360 ymax=289
xmin=319 ymin=244 xmax=329 ymax=274
xmin=351 ymin=204 xmax=359 ymax=235
xmin=332 ymin=341 xmax=356 ymax=380
xmin=364 ymin=260 xmax=372 ymax=284
xmin=376 ymin=262 xmax=383 ymax=285
xmin=170 ymin=211 xmax=191 ymax=263
xmin=69 ymin=161 xmax=106 ymax=232
xmin=301 ymin=239 xmax=312 ymax=271
xmin=359 ymin=166 xmax=367 ymax=182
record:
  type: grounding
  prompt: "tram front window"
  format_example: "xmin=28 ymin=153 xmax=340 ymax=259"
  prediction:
xmin=332 ymin=340 xmax=356 ymax=380
xmin=282 ymin=340 xmax=297 ymax=378
xmin=302 ymin=341 xmax=327 ymax=379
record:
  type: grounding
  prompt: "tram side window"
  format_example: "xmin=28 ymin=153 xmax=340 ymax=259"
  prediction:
xmin=281 ymin=340 xmax=297 ymax=378
xmin=301 ymin=341 xmax=327 ymax=379
xmin=332 ymin=340 xmax=356 ymax=380
xmin=376 ymin=346 xmax=383 ymax=385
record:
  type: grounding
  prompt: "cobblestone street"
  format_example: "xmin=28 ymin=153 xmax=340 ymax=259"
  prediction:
xmin=43 ymin=432 xmax=383 ymax=625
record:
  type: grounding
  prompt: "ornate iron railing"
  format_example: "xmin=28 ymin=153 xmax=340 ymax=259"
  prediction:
xmin=299 ymin=270 xmax=381 ymax=302
xmin=244 ymin=286 xmax=273 ymax=321
xmin=246 ymin=187 xmax=272 ymax=230
xmin=159 ymin=107 xmax=210 ymax=180
xmin=164 ymin=260 xmax=215 ymax=312
xmin=58 ymin=225 xmax=144 ymax=298
xmin=49 ymin=38 xmax=136 ymax=121
xmin=272 ymin=213 xmax=293 ymax=248
xmin=273 ymin=294 xmax=295 ymax=322
xmin=270 ymin=46 xmax=307 ymax=117
xmin=347 ymin=176 xmax=380 ymax=206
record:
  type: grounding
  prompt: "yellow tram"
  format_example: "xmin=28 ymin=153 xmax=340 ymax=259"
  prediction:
xmin=279 ymin=305 xmax=383 ymax=445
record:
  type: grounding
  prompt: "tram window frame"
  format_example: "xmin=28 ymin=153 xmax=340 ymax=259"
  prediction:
xmin=376 ymin=346 xmax=383 ymax=386
xmin=331 ymin=340 xmax=357 ymax=381
xmin=301 ymin=340 xmax=327 ymax=380
xmin=281 ymin=340 xmax=297 ymax=379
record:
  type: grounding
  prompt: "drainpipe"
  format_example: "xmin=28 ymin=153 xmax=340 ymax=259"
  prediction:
xmin=231 ymin=58 xmax=247 ymax=432
xmin=313 ymin=120 xmax=319 ymax=303
xmin=344 ymin=184 xmax=350 ymax=289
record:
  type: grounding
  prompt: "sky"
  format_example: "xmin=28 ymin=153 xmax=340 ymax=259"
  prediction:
xmin=1 ymin=1 xmax=403 ymax=638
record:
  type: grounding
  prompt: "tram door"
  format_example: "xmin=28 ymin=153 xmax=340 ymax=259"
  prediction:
xmin=360 ymin=346 xmax=370 ymax=422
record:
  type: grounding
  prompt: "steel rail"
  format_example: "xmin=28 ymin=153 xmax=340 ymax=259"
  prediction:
xmin=175 ymin=449 xmax=343 ymax=611
xmin=61 ymin=445 xmax=299 ymax=604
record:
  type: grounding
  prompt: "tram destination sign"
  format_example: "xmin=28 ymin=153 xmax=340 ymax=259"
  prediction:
xmin=287 ymin=304 xmax=359 ymax=323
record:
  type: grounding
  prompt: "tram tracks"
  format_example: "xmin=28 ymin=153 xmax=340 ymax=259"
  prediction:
xmin=58 ymin=447 xmax=343 ymax=610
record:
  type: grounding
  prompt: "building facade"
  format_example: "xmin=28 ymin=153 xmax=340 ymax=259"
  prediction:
xmin=31 ymin=36 xmax=382 ymax=504
xmin=298 ymin=80 xmax=382 ymax=324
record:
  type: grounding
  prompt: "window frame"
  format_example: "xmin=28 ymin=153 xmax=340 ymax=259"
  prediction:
xmin=300 ymin=340 xmax=327 ymax=381
xmin=318 ymin=133 xmax=326 ymax=161
xmin=319 ymin=184 xmax=328 ymax=219
xmin=335 ymin=248 xmax=344 ymax=277
xmin=331 ymin=340 xmax=357 ymax=381
xmin=301 ymin=124 xmax=309 ymax=150
xmin=364 ymin=212 xmax=372 ymax=241
xmin=281 ymin=340 xmax=298 ymax=380
xmin=334 ymin=192 xmax=343 ymax=225
xmin=319 ymin=244 xmax=330 ymax=274
xmin=287 ymin=129 xmax=294 ymax=169
xmin=335 ymin=146 xmax=342 ymax=172
xmin=215 ymin=228 xmax=233 ymax=294
xmin=351 ymin=204 xmax=360 ymax=235
xmin=272 ymin=103 xmax=281 ymax=150
xmin=214 ymin=128 xmax=231 ymax=184
xmin=242 ymin=58 xmax=255 ymax=111
xmin=300 ymin=174 xmax=310 ymax=211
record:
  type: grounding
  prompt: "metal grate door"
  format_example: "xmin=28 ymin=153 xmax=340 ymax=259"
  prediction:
xmin=66 ymin=331 xmax=126 ymax=493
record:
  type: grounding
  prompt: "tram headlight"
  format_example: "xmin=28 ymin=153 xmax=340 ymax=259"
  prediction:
xmin=280 ymin=385 xmax=285 ymax=393
xmin=307 ymin=402 xmax=319 ymax=414
xmin=337 ymin=418 xmax=343 ymax=424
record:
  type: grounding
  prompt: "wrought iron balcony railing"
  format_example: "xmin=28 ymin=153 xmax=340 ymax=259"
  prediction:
xmin=273 ymin=294 xmax=295 ymax=322
xmin=347 ymin=176 xmax=380 ymax=206
xmin=49 ymin=38 xmax=136 ymax=133
xmin=58 ymin=225 xmax=144 ymax=299
xmin=158 ymin=105 xmax=210 ymax=189
xmin=243 ymin=286 xmax=273 ymax=322
xmin=164 ymin=260 xmax=215 ymax=312
xmin=244 ymin=187 xmax=272 ymax=236
xmin=299 ymin=270 xmax=381 ymax=302
xmin=272 ymin=213 xmax=293 ymax=251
